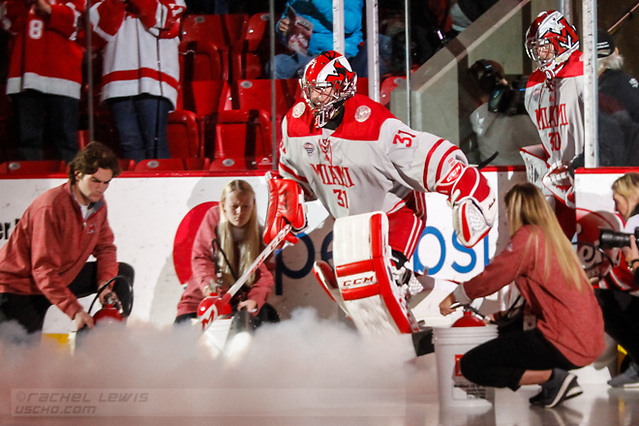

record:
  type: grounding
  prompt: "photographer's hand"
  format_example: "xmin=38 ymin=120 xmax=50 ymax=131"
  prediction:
xmin=623 ymin=235 xmax=639 ymax=271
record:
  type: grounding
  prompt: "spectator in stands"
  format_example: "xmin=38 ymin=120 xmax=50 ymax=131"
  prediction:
xmin=272 ymin=0 xmax=367 ymax=79
xmin=90 ymin=0 xmax=185 ymax=163
xmin=379 ymin=0 xmax=453 ymax=72
xmin=0 ymin=142 xmax=134 ymax=344
xmin=175 ymin=180 xmax=278 ymax=329
xmin=596 ymin=30 xmax=639 ymax=166
xmin=568 ymin=29 xmax=639 ymax=167
xmin=449 ymin=0 xmax=498 ymax=33
xmin=598 ymin=30 xmax=639 ymax=122
xmin=2 ymin=0 xmax=83 ymax=163
xmin=466 ymin=59 xmax=540 ymax=166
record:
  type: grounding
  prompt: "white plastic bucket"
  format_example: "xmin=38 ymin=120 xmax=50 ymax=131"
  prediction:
xmin=433 ymin=325 xmax=498 ymax=409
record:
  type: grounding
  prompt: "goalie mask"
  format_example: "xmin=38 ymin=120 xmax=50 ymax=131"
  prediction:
xmin=525 ymin=10 xmax=579 ymax=78
xmin=301 ymin=50 xmax=357 ymax=128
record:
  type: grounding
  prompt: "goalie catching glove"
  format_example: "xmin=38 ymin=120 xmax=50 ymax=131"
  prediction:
xmin=435 ymin=160 xmax=497 ymax=247
xmin=264 ymin=172 xmax=308 ymax=246
xmin=542 ymin=161 xmax=575 ymax=208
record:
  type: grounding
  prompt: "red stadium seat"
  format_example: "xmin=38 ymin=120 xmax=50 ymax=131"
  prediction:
xmin=183 ymin=157 xmax=211 ymax=170
xmin=223 ymin=14 xmax=249 ymax=46
xmin=118 ymin=159 xmax=135 ymax=171
xmin=167 ymin=109 xmax=202 ymax=158
xmin=230 ymin=51 xmax=264 ymax=80
xmin=209 ymin=109 xmax=272 ymax=171
xmin=219 ymin=79 xmax=297 ymax=115
xmin=181 ymin=14 xmax=226 ymax=46
xmin=218 ymin=79 xmax=298 ymax=144
xmin=179 ymin=40 xmax=225 ymax=82
xmin=133 ymin=159 xmax=187 ymax=172
xmin=177 ymin=40 xmax=224 ymax=120
xmin=243 ymin=13 xmax=269 ymax=53
xmin=380 ymin=76 xmax=406 ymax=107
xmin=181 ymin=13 xmax=249 ymax=46
xmin=0 ymin=160 xmax=66 ymax=175
xmin=181 ymin=80 xmax=224 ymax=117
xmin=229 ymin=13 xmax=270 ymax=79
xmin=77 ymin=129 xmax=90 ymax=150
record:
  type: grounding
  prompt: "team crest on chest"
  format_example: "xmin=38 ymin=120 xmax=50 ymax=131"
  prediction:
xmin=319 ymin=138 xmax=332 ymax=164
xmin=293 ymin=102 xmax=305 ymax=118
xmin=304 ymin=142 xmax=315 ymax=156
xmin=531 ymin=87 xmax=542 ymax=103
xmin=355 ymin=105 xmax=371 ymax=122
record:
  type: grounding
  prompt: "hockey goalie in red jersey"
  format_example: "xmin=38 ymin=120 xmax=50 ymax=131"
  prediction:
xmin=265 ymin=50 xmax=497 ymax=335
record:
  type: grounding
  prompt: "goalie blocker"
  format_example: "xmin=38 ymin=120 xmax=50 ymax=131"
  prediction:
xmin=313 ymin=211 xmax=420 ymax=335
xmin=263 ymin=172 xmax=307 ymax=247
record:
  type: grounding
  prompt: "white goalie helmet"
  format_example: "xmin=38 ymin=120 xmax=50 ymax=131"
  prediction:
xmin=525 ymin=10 xmax=579 ymax=77
xmin=300 ymin=50 xmax=357 ymax=127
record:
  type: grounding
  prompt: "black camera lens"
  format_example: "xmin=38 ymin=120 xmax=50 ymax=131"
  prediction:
xmin=599 ymin=229 xmax=632 ymax=249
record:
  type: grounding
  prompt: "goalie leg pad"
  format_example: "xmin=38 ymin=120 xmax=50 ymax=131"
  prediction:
xmin=332 ymin=212 xmax=419 ymax=335
xmin=312 ymin=260 xmax=350 ymax=317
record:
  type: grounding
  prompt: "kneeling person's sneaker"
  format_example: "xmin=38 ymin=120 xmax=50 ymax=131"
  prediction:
xmin=608 ymin=362 xmax=639 ymax=388
xmin=529 ymin=369 xmax=583 ymax=408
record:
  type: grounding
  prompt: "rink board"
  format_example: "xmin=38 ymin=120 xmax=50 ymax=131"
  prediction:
xmin=0 ymin=167 xmax=630 ymax=333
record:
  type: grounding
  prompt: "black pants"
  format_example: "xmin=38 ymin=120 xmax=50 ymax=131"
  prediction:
xmin=595 ymin=288 xmax=639 ymax=363
xmin=0 ymin=262 xmax=134 ymax=338
xmin=460 ymin=328 xmax=578 ymax=391
xmin=11 ymin=90 xmax=79 ymax=163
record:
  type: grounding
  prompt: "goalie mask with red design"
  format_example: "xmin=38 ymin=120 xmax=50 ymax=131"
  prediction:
xmin=301 ymin=51 xmax=357 ymax=127
xmin=525 ymin=10 xmax=579 ymax=78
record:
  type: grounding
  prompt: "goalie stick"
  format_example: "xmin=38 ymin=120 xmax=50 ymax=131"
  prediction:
xmin=198 ymin=224 xmax=292 ymax=331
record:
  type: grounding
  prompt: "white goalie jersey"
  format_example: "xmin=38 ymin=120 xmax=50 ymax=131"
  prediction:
xmin=279 ymin=94 xmax=468 ymax=224
xmin=524 ymin=51 xmax=584 ymax=168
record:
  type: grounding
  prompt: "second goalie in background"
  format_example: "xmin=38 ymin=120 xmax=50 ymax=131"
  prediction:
xmin=264 ymin=50 xmax=497 ymax=334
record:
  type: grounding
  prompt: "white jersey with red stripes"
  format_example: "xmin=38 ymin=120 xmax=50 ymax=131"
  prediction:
xmin=524 ymin=51 xmax=584 ymax=167
xmin=279 ymin=94 xmax=468 ymax=257
xmin=89 ymin=0 xmax=185 ymax=108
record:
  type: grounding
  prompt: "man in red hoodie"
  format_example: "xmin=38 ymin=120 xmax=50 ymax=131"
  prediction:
xmin=0 ymin=142 xmax=134 ymax=343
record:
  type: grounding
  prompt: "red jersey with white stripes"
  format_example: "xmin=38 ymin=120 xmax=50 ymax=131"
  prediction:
xmin=2 ymin=0 xmax=84 ymax=99
xmin=279 ymin=94 xmax=468 ymax=257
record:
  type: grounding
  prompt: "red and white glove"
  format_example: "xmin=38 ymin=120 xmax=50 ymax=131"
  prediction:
xmin=264 ymin=172 xmax=307 ymax=246
xmin=542 ymin=162 xmax=575 ymax=208
xmin=435 ymin=160 xmax=497 ymax=248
